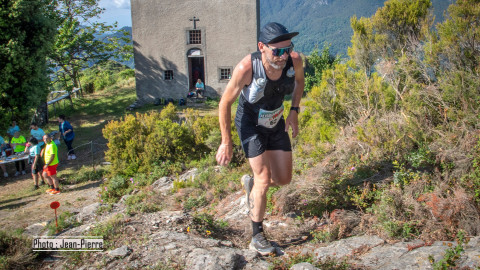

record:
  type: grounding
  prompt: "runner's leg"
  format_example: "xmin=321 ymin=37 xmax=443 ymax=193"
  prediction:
xmin=248 ymin=150 xmax=292 ymax=221
xmin=248 ymin=152 xmax=271 ymax=222
xmin=266 ymin=150 xmax=292 ymax=186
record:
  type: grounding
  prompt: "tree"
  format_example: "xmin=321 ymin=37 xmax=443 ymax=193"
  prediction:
xmin=424 ymin=0 xmax=480 ymax=125
xmin=372 ymin=0 xmax=433 ymax=58
xmin=349 ymin=16 xmax=377 ymax=76
xmin=0 ymin=0 xmax=56 ymax=126
xmin=304 ymin=45 xmax=339 ymax=92
xmin=49 ymin=0 xmax=132 ymax=93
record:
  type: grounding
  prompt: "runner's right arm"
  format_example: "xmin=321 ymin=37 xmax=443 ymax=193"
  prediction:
xmin=216 ymin=55 xmax=252 ymax=166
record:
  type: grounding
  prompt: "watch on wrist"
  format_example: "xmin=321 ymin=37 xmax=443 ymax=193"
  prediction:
xmin=290 ymin=106 xmax=300 ymax=113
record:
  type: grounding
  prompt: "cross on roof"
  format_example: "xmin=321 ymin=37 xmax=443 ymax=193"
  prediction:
xmin=189 ymin=16 xmax=200 ymax=29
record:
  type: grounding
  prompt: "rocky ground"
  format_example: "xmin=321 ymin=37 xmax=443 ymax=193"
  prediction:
xmin=23 ymin=171 xmax=480 ymax=270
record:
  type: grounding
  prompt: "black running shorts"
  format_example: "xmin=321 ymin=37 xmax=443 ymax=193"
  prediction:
xmin=32 ymin=159 xmax=44 ymax=174
xmin=235 ymin=118 xmax=292 ymax=158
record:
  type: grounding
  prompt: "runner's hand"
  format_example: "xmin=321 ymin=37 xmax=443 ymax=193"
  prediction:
xmin=216 ymin=143 xmax=232 ymax=166
xmin=285 ymin=111 xmax=299 ymax=138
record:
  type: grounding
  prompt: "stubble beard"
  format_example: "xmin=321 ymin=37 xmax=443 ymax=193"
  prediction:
xmin=266 ymin=55 xmax=286 ymax=70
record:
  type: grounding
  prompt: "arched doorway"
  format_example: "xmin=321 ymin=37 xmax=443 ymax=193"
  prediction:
xmin=187 ymin=48 xmax=205 ymax=90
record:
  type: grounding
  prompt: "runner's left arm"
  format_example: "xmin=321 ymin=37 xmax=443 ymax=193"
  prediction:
xmin=285 ymin=52 xmax=305 ymax=138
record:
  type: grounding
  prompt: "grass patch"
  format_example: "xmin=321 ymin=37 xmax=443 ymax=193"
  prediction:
xmin=430 ymin=231 xmax=467 ymax=269
xmin=190 ymin=212 xmax=229 ymax=238
xmin=47 ymin=211 xmax=81 ymax=235
xmin=58 ymin=165 xmax=108 ymax=185
xmin=0 ymin=230 xmax=38 ymax=270
xmin=125 ymin=190 xmax=164 ymax=216
xmin=89 ymin=214 xmax=124 ymax=250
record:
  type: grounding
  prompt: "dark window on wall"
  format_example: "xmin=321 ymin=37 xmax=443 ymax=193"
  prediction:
xmin=219 ymin=68 xmax=232 ymax=80
xmin=189 ymin=30 xmax=201 ymax=44
xmin=164 ymin=70 xmax=173 ymax=80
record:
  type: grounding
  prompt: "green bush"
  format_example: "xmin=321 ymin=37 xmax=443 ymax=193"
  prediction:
xmin=103 ymin=107 xmax=198 ymax=176
xmin=100 ymin=175 xmax=131 ymax=203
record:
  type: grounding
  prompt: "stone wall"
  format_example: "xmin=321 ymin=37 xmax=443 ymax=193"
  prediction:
xmin=131 ymin=0 xmax=260 ymax=104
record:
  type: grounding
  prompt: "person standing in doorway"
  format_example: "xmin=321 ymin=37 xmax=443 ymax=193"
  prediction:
xmin=216 ymin=22 xmax=304 ymax=255
xmin=43 ymin=135 xmax=61 ymax=195
xmin=58 ymin=114 xmax=76 ymax=160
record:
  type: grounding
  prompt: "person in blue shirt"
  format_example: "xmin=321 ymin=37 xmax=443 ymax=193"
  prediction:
xmin=30 ymin=122 xmax=45 ymax=147
xmin=195 ymin=79 xmax=205 ymax=98
xmin=58 ymin=114 xmax=76 ymax=160
xmin=7 ymin=120 xmax=20 ymax=139
xmin=25 ymin=137 xmax=45 ymax=189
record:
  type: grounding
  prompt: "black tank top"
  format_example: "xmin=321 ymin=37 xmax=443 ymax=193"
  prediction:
xmin=235 ymin=51 xmax=295 ymax=129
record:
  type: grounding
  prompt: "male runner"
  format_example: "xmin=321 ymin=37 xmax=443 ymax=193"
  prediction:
xmin=216 ymin=22 xmax=304 ymax=255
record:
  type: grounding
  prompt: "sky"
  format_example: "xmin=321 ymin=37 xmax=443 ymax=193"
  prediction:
xmin=97 ymin=0 xmax=132 ymax=28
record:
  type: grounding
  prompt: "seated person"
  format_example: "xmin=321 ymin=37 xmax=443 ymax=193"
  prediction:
xmin=7 ymin=120 xmax=20 ymax=139
xmin=195 ymin=79 xmax=205 ymax=97
xmin=10 ymin=131 xmax=26 ymax=176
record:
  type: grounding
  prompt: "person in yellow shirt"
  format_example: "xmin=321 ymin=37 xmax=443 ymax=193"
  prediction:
xmin=42 ymin=135 xmax=61 ymax=195
xmin=10 ymin=131 xmax=26 ymax=176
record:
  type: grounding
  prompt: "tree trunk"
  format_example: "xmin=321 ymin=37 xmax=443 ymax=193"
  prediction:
xmin=33 ymin=102 xmax=49 ymax=125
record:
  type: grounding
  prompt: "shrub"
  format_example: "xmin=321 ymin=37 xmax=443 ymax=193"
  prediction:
xmin=100 ymin=175 xmax=131 ymax=203
xmin=103 ymin=108 xmax=197 ymax=176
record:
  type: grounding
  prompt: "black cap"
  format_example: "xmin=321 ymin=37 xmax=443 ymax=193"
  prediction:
xmin=259 ymin=22 xmax=299 ymax=44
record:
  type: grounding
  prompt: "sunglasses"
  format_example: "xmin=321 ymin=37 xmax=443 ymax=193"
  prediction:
xmin=265 ymin=43 xmax=294 ymax=56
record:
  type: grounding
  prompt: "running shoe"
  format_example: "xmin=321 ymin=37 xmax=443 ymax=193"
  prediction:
xmin=241 ymin=175 xmax=254 ymax=213
xmin=45 ymin=188 xmax=55 ymax=193
xmin=49 ymin=190 xmax=61 ymax=195
xmin=249 ymin=232 xmax=275 ymax=255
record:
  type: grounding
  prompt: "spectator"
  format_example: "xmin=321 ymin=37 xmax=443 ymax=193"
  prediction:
xmin=7 ymin=120 xmax=20 ymax=139
xmin=30 ymin=122 xmax=45 ymax=147
xmin=25 ymin=137 xmax=45 ymax=190
xmin=42 ymin=134 xmax=61 ymax=195
xmin=195 ymin=79 xmax=205 ymax=97
xmin=10 ymin=131 xmax=26 ymax=176
xmin=0 ymin=135 xmax=8 ymax=177
xmin=58 ymin=114 xmax=76 ymax=160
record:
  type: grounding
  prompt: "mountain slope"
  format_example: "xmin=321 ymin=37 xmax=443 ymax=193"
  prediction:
xmin=260 ymin=0 xmax=453 ymax=55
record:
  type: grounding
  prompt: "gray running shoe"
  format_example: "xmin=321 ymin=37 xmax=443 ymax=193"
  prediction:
xmin=249 ymin=233 xmax=275 ymax=255
xmin=241 ymin=175 xmax=254 ymax=212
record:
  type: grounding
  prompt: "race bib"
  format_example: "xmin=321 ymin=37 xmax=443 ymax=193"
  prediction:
xmin=258 ymin=105 xmax=284 ymax=128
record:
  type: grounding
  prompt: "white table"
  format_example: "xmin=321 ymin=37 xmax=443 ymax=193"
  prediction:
xmin=0 ymin=153 xmax=29 ymax=165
